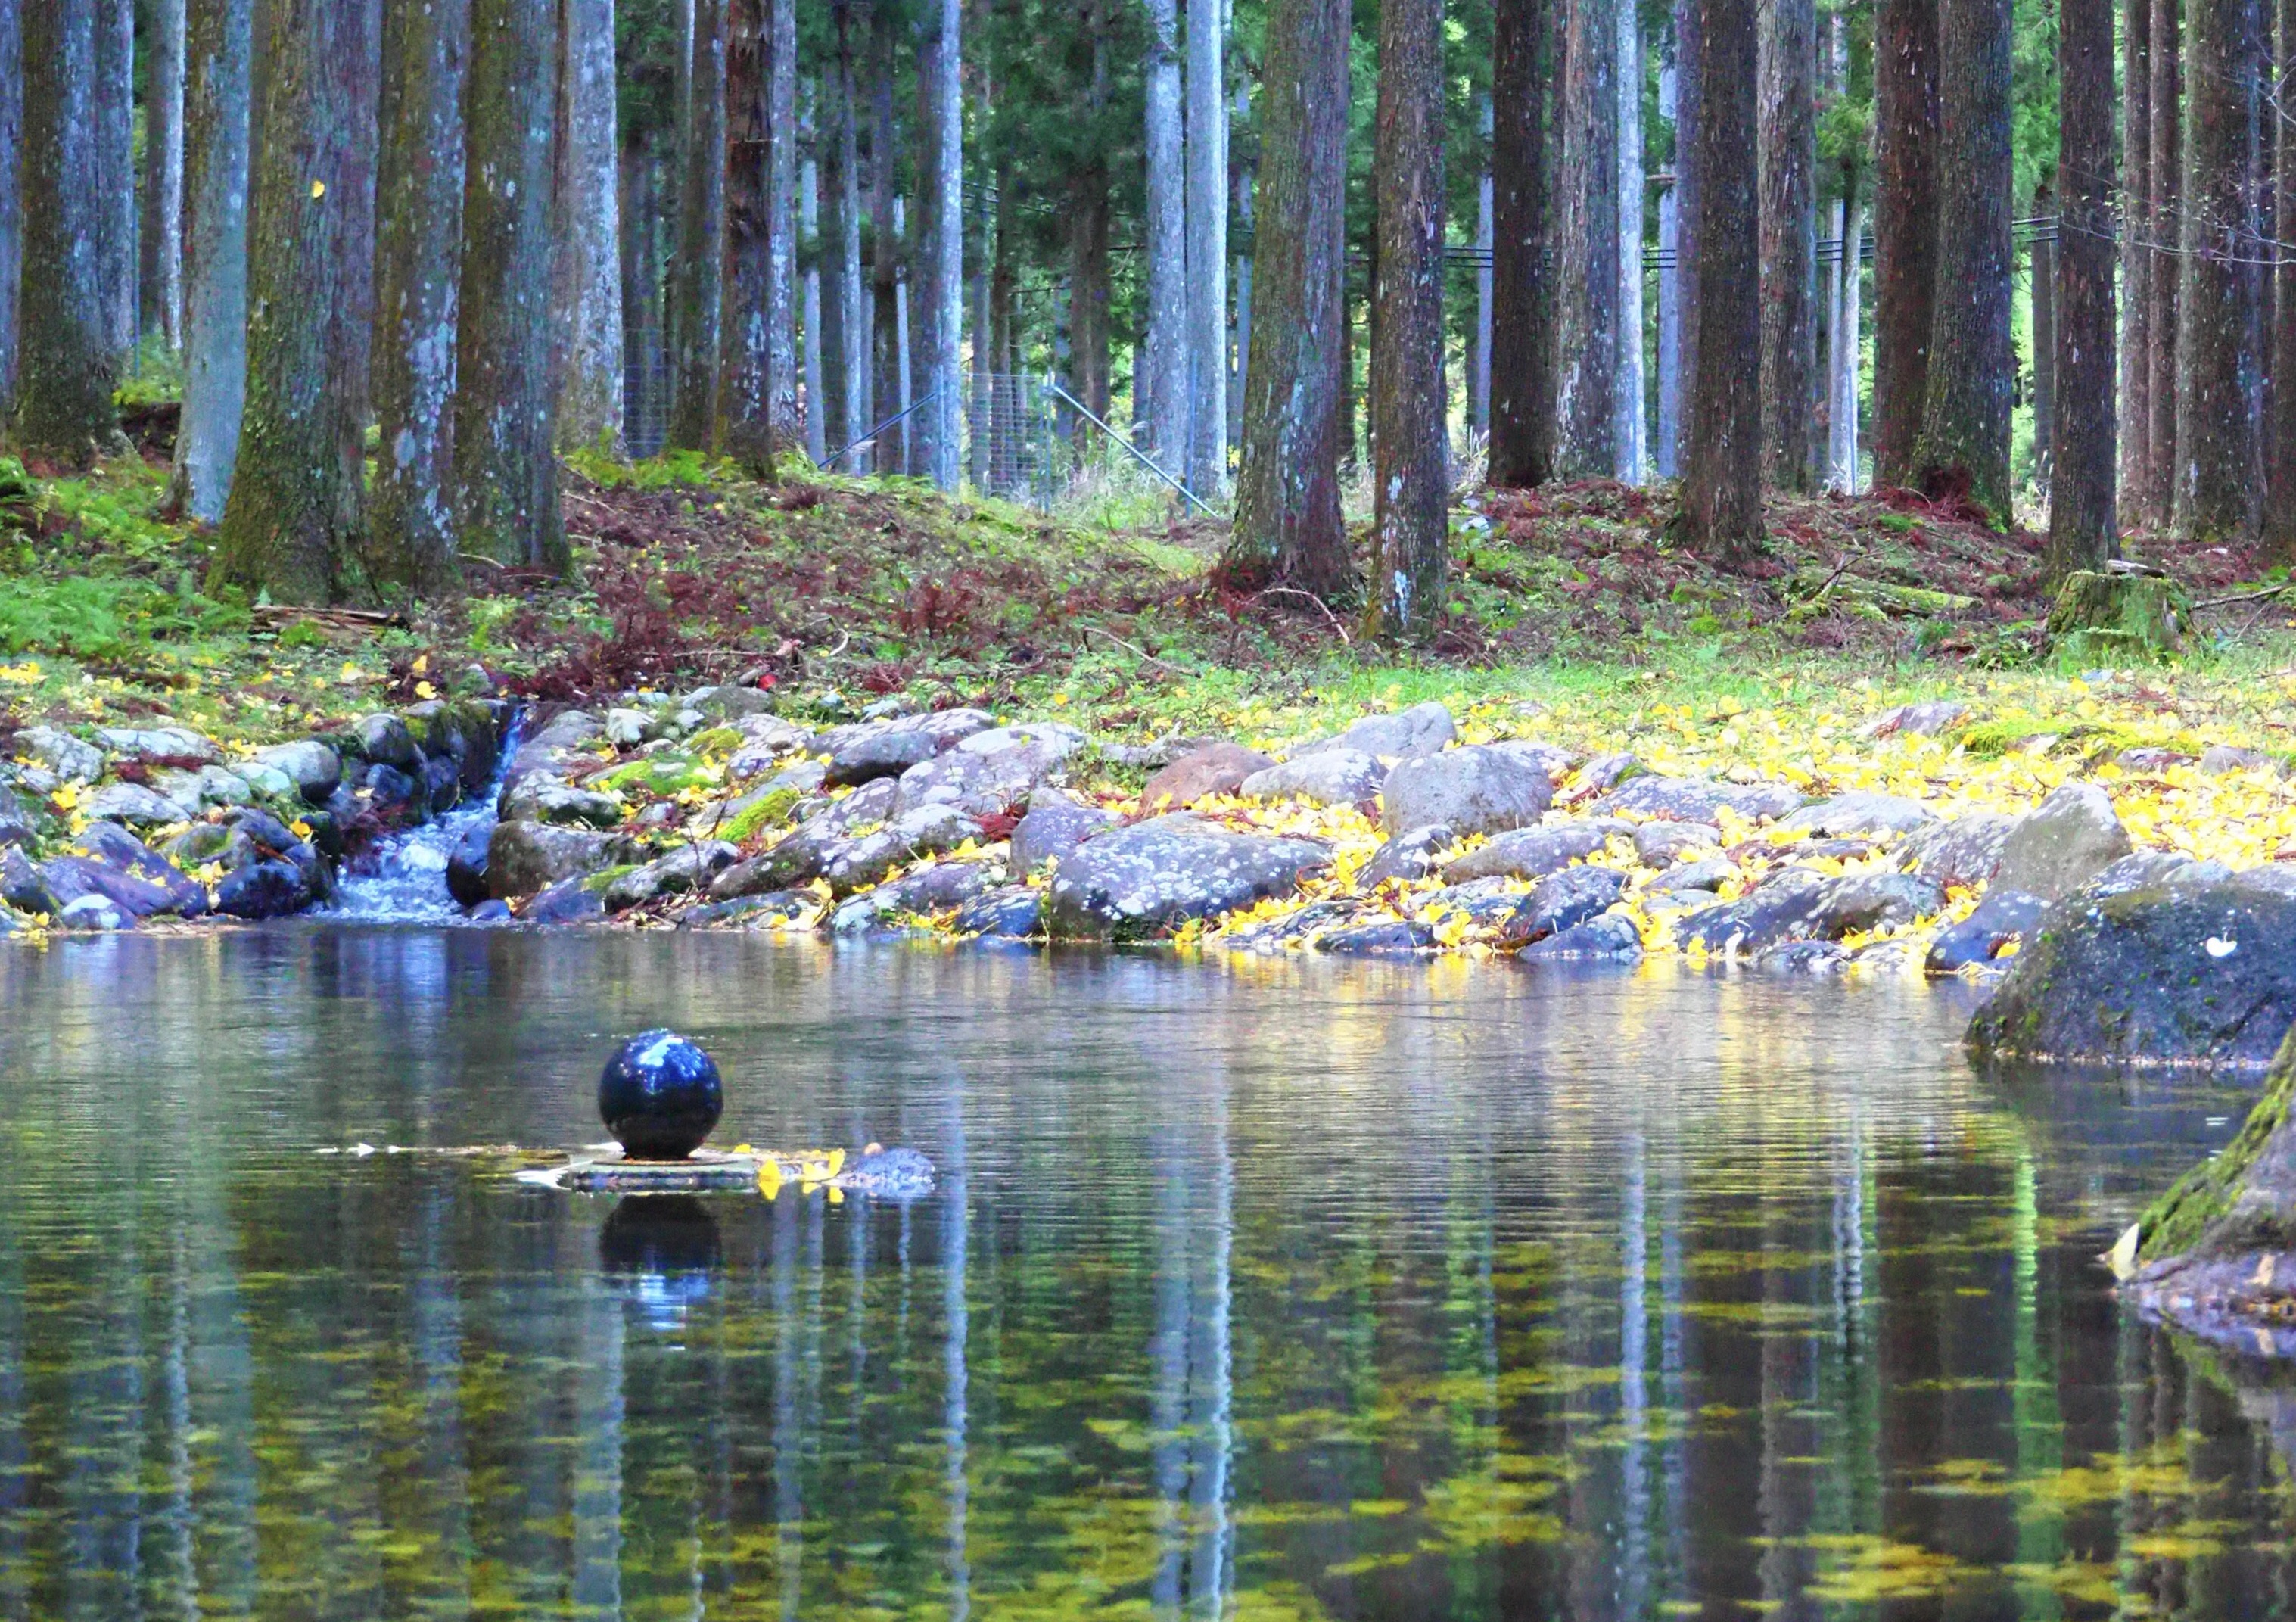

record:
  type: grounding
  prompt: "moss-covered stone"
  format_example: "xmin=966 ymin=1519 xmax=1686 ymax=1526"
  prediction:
xmin=2046 ymin=571 xmax=2190 ymax=664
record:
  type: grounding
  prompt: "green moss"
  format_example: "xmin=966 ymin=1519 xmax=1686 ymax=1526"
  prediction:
xmin=593 ymin=755 xmax=710 ymax=797
xmin=2139 ymin=1025 xmax=2296 ymax=1262
xmin=687 ymin=724 xmax=742 ymax=755
xmin=580 ymin=864 xmax=638 ymax=894
xmin=723 ymin=789 xmax=798 ymax=843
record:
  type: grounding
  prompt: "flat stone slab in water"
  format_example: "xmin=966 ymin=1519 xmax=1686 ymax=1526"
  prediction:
xmin=516 ymin=1144 xmax=936 ymax=1199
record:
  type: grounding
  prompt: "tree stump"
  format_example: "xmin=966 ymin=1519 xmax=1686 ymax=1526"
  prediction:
xmin=2046 ymin=569 xmax=2189 ymax=663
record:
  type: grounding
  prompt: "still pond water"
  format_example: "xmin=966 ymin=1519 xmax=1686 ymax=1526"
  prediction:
xmin=0 ymin=929 xmax=2289 ymax=1620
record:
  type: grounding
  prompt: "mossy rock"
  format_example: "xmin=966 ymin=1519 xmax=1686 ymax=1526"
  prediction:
xmin=2046 ymin=571 xmax=2190 ymax=664
xmin=593 ymin=755 xmax=712 ymax=797
xmin=723 ymin=789 xmax=798 ymax=843
xmin=687 ymin=725 xmax=742 ymax=756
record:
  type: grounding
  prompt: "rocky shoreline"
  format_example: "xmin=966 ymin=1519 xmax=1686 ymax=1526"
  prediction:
xmin=5 ymin=682 xmax=2294 ymax=1059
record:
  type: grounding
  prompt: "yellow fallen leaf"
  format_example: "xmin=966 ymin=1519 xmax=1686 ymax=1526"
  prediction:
xmin=757 ymin=1157 xmax=783 ymax=1200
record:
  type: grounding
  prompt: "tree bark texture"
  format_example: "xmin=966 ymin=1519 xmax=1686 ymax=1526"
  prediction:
xmin=141 ymin=0 xmax=187 ymax=350
xmin=1680 ymin=0 xmax=1763 ymax=555
xmin=1489 ymin=0 xmax=1554 ymax=486
xmin=95 ymin=0 xmax=135 ymax=356
xmin=1472 ymin=96 xmax=1494 ymax=436
xmin=1871 ymin=0 xmax=1936 ymax=485
xmin=1227 ymin=0 xmax=1353 ymax=599
xmin=2147 ymin=0 xmax=2180 ymax=526
xmin=168 ymin=0 xmax=251 ymax=521
xmin=0 ymin=0 xmax=18 ymax=408
xmin=1230 ymin=72 xmax=1252 ymax=448
xmin=1143 ymin=0 xmax=1189 ymax=476
xmin=371 ymin=0 xmax=470 ymax=592
xmin=2268 ymin=0 xmax=2296 ymax=563
xmin=2174 ymin=0 xmax=2262 ymax=541
xmin=2048 ymin=0 xmax=2118 ymax=576
xmin=2031 ymin=185 xmax=2055 ymax=489
xmin=914 ymin=0 xmax=961 ymax=487
xmin=1757 ymin=0 xmax=1815 ymax=488
xmin=1557 ymin=0 xmax=1619 ymax=476
xmin=1616 ymin=0 xmax=1646 ymax=483
xmin=555 ymin=0 xmax=626 ymax=454
xmin=1070 ymin=164 xmax=1113 ymax=419
xmin=2120 ymin=0 xmax=2151 ymax=525
xmin=1828 ymin=197 xmax=1862 ymax=489
xmin=1365 ymin=0 xmax=1446 ymax=640
xmin=668 ymin=0 xmax=726 ymax=451
xmin=1910 ymin=0 xmax=2013 ymax=518
xmin=11 ymin=0 xmax=117 ymax=462
xmin=767 ymin=0 xmax=799 ymax=439
xmin=820 ymin=0 xmax=861 ymax=454
xmin=868 ymin=7 xmax=901 ymax=470
xmin=801 ymin=95 xmax=825 ymax=464
xmin=210 ymin=0 xmax=381 ymax=603
xmin=724 ymin=0 xmax=776 ymax=470
xmin=456 ymin=0 xmax=566 ymax=571
xmin=1185 ymin=0 xmax=1230 ymax=493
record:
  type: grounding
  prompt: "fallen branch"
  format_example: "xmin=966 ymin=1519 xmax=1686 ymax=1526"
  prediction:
xmin=2192 ymin=584 xmax=2288 ymax=611
xmin=1083 ymin=623 xmax=1188 ymax=674
xmin=1250 ymin=584 xmax=1354 ymax=645
xmin=251 ymin=604 xmax=409 ymax=631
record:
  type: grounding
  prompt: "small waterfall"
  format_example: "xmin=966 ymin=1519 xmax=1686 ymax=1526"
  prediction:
xmin=325 ymin=711 xmax=524 ymax=923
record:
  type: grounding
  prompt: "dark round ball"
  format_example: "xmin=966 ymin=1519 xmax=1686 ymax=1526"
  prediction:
xmin=598 ymin=1029 xmax=723 ymax=1160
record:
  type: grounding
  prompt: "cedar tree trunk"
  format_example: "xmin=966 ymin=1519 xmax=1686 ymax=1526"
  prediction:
xmin=1870 ymin=0 xmax=1937 ymax=486
xmin=1678 ymin=0 xmax=1764 ymax=555
xmin=2047 ymin=0 xmax=2117 ymax=576
xmin=1489 ymin=0 xmax=1554 ymax=487
xmin=168 ymin=0 xmax=252 ymax=520
xmin=1556 ymin=0 xmax=1619 ymax=475
xmin=2174 ymin=0 xmax=2262 ymax=542
xmin=1757 ymin=0 xmax=1815 ymax=487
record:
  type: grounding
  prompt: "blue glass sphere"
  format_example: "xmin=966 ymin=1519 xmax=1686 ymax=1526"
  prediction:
xmin=598 ymin=1030 xmax=723 ymax=1160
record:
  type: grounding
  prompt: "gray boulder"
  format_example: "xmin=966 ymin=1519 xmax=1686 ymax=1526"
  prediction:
xmin=1651 ymin=855 xmax=1735 ymax=893
xmin=1592 ymin=774 xmax=1806 ymax=823
xmin=683 ymin=683 xmax=782 ymax=720
xmin=832 ymin=859 xmax=1006 ymax=933
xmin=1045 ymin=813 xmax=1330 ymax=939
xmin=1781 ymin=790 xmax=1938 ymax=839
xmin=83 ymin=782 xmax=193 ymax=830
xmin=1486 ymin=739 xmax=1579 ymax=785
xmin=1990 ymin=783 xmax=2133 ymax=901
xmin=892 ymin=723 xmax=1085 ymax=818
xmin=524 ymin=879 xmax=609 ymax=924
xmin=1296 ymin=701 xmax=1457 ymax=762
xmin=58 ymin=895 xmax=132 ymax=930
xmin=484 ymin=820 xmax=642 ymax=900
xmin=246 ymin=739 xmax=343 ymax=803
xmin=1009 ymin=789 xmax=1118 ymax=873
xmin=1415 ymin=877 xmax=1535 ymax=924
xmin=954 ymin=885 xmax=1044 ymax=939
xmin=2199 ymin=744 xmax=2276 ymax=774
xmin=20 ymin=726 xmax=104 ymax=783
xmin=0 ymin=783 xmax=33 ymax=848
xmin=1240 ymin=749 xmax=1388 ymax=806
xmin=2 ymin=845 xmax=58 ymax=914
xmin=1443 ymin=820 xmax=1614 ymax=882
xmin=1314 ymin=918 xmax=1436 ymax=955
xmin=36 ymin=822 xmax=209 ymax=919
xmin=1140 ymin=743 xmax=1277 ymax=811
xmin=353 ymin=714 xmax=423 ymax=773
xmin=1570 ymin=752 xmax=1646 ymax=796
xmin=1380 ymin=746 xmax=1555 ymax=838
xmin=151 ymin=764 xmax=254 ymax=817
xmin=1967 ymin=880 xmax=2296 ymax=1067
xmin=819 ymin=806 xmax=983 ymax=896
xmin=603 ymin=842 xmax=741 ymax=911
xmin=1359 ymin=824 xmax=1455 ymax=889
xmin=820 ymin=708 xmax=996 ymax=786
xmin=447 ymin=823 xmax=494 ymax=908
xmin=1908 ymin=812 xmax=2016 ymax=889
xmin=1632 ymin=820 xmax=1720 ymax=865
xmin=1859 ymin=700 xmax=1969 ymax=739
xmin=97 ymin=725 xmax=221 ymax=765
xmin=1678 ymin=870 xmax=1945 ymax=958
xmin=500 ymin=774 xmax=626 ymax=829
xmin=1500 ymin=866 xmax=1630 ymax=946
xmin=500 ymin=709 xmax=605 ymax=799
xmin=1519 ymin=914 xmax=1644 ymax=961
xmin=708 ymin=780 xmax=901 ymax=898
xmin=1924 ymin=889 xmax=2049 ymax=972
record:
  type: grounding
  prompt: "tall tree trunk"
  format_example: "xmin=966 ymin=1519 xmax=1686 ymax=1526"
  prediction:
xmin=1186 ymin=0 xmax=1229 ymax=493
xmin=2120 ymin=0 xmax=2152 ymax=526
xmin=370 ymin=0 xmax=469 ymax=591
xmin=1654 ymin=37 xmax=1685 ymax=475
xmin=914 ymin=0 xmax=962 ymax=487
xmin=167 ymin=0 xmax=252 ymax=518
xmin=2047 ymin=0 xmax=2117 ymax=575
xmin=1672 ymin=0 xmax=1702 ymax=478
xmin=1557 ymin=0 xmax=1619 ymax=475
xmin=141 ymin=0 xmax=187 ymax=350
xmin=1471 ymin=95 xmax=1493 ymax=437
xmin=869 ymin=5 xmax=901 ymax=470
xmin=1230 ymin=73 xmax=1252 ymax=448
xmin=1071 ymin=167 xmax=1112 ymax=419
xmin=95 ymin=0 xmax=135 ymax=358
xmin=894 ymin=191 xmax=913 ymax=464
xmin=620 ymin=131 xmax=666 ymax=453
xmin=11 ymin=0 xmax=117 ymax=462
xmin=1757 ymin=0 xmax=1815 ymax=488
xmin=2267 ymin=0 xmax=2296 ymax=565
xmin=668 ymin=0 xmax=726 ymax=451
xmin=456 ymin=0 xmax=566 ymax=570
xmin=1226 ymin=0 xmax=1352 ymax=598
xmin=1489 ymin=0 xmax=1554 ymax=485
xmin=2030 ymin=182 xmax=2055 ymax=493
xmin=1143 ymin=0 xmax=1188 ymax=477
xmin=821 ymin=0 xmax=860 ymax=455
xmin=1871 ymin=0 xmax=1937 ymax=485
xmin=2147 ymin=0 xmax=2180 ymax=527
xmin=2174 ymin=0 xmax=2261 ymax=541
xmin=1365 ymin=0 xmax=1445 ymax=638
xmin=1616 ymin=0 xmax=1646 ymax=482
xmin=801 ymin=87 xmax=826 ymax=464
xmin=724 ymin=0 xmax=775 ymax=471
xmin=555 ymin=0 xmax=625 ymax=455
xmin=768 ymin=0 xmax=799 ymax=440
xmin=0 ymin=0 xmax=19 ymax=409
xmin=1909 ymin=0 xmax=2012 ymax=517
xmin=1679 ymin=0 xmax=1763 ymax=554
xmin=210 ymin=0 xmax=381 ymax=602
xmin=1829 ymin=196 xmax=1863 ymax=488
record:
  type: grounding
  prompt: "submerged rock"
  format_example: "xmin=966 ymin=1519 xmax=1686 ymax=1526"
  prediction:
xmin=1044 ymin=813 xmax=1329 ymax=940
xmin=1518 ymin=913 xmax=1644 ymax=961
xmin=1965 ymin=879 xmax=2296 ymax=1068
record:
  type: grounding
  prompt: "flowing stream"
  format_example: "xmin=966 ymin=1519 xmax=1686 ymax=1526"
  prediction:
xmin=322 ymin=711 xmax=524 ymax=923
xmin=0 ymin=926 xmax=2278 ymax=1617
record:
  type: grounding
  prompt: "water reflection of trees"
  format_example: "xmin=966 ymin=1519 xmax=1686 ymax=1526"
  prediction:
xmin=2 ymin=935 xmax=2291 ymax=1617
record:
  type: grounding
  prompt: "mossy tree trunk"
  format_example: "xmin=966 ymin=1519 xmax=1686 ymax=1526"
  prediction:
xmin=455 ymin=0 xmax=567 ymax=572
xmin=1487 ymin=0 xmax=1554 ymax=489
xmin=2046 ymin=570 xmax=2187 ymax=660
xmin=667 ymin=0 xmax=726 ymax=453
xmin=723 ymin=0 xmax=776 ymax=473
xmin=1555 ymin=0 xmax=1619 ymax=478
xmin=370 ymin=0 xmax=469 ymax=593
xmin=1756 ymin=0 xmax=1815 ymax=490
xmin=2120 ymin=0 xmax=2152 ymax=530
xmin=765 ymin=0 xmax=799 ymax=443
xmin=1869 ymin=0 xmax=1937 ymax=487
xmin=1225 ymin=0 xmax=1355 ymax=602
xmin=208 ymin=0 xmax=381 ymax=605
xmin=2270 ymin=0 xmax=2296 ymax=568
xmin=866 ymin=5 xmax=901 ymax=472
xmin=167 ymin=0 xmax=253 ymax=522
xmin=1909 ymin=0 xmax=2013 ymax=519
xmin=1363 ymin=0 xmax=1447 ymax=642
xmin=2139 ymin=1022 xmax=2296 ymax=1265
xmin=11 ymin=0 xmax=118 ymax=465
xmin=0 ymin=0 xmax=18 ymax=410
xmin=1678 ymin=0 xmax=1765 ymax=557
xmin=2145 ymin=0 xmax=2181 ymax=531
xmin=2045 ymin=0 xmax=2117 ymax=580
xmin=555 ymin=0 xmax=626 ymax=456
